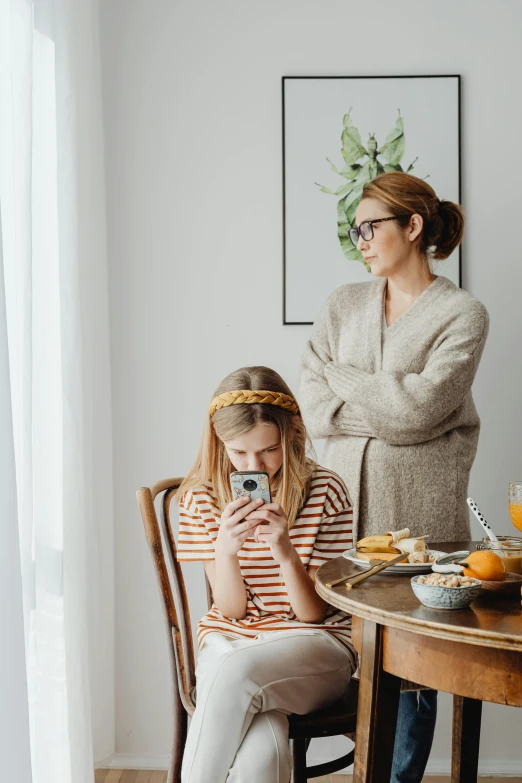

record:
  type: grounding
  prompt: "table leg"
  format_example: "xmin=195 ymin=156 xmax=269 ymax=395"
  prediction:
xmin=451 ymin=695 xmax=482 ymax=783
xmin=353 ymin=619 xmax=401 ymax=783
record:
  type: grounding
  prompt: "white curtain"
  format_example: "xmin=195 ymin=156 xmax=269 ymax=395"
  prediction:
xmin=0 ymin=0 xmax=113 ymax=780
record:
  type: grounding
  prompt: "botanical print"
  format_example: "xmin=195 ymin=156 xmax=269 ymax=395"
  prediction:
xmin=317 ymin=110 xmax=422 ymax=269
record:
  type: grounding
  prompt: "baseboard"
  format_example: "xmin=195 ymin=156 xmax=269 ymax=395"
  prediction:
xmin=97 ymin=754 xmax=171 ymax=770
xmin=423 ymin=759 xmax=522 ymax=776
xmin=99 ymin=753 xmax=522 ymax=776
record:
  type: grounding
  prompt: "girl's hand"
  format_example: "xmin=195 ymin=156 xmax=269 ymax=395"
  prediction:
xmin=216 ymin=496 xmax=264 ymax=557
xmin=246 ymin=503 xmax=295 ymax=565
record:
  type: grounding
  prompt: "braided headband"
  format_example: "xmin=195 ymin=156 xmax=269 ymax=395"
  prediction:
xmin=209 ymin=390 xmax=300 ymax=417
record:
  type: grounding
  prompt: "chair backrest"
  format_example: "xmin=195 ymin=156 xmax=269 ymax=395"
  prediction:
xmin=136 ymin=478 xmax=211 ymax=717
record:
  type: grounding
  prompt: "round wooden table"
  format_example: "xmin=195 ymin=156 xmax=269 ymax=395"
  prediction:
xmin=315 ymin=542 xmax=522 ymax=783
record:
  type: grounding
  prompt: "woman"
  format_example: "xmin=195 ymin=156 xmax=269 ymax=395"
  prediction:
xmin=299 ymin=172 xmax=489 ymax=782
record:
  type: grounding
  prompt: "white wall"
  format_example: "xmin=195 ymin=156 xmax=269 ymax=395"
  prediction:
xmin=98 ymin=0 xmax=522 ymax=771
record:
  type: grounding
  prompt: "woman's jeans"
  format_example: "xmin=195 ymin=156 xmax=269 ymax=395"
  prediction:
xmin=390 ymin=689 xmax=438 ymax=783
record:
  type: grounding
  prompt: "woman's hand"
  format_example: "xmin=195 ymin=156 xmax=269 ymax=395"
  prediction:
xmin=246 ymin=503 xmax=294 ymax=565
xmin=216 ymin=496 xmax=264 ymax=557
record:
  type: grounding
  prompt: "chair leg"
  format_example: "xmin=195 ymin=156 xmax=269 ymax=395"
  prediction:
xmin=290 ymin=737 xmax=309 ymax=783
xmin=168 ymin=694 xmax=188 ymax=783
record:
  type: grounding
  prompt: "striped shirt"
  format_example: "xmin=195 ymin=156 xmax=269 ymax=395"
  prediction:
xmin=177 ymin=466 xmax=355 ymax=661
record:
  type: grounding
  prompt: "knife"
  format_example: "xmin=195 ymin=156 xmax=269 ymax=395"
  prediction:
xmin=326 ymin=552 xmax=408 ymax=590
xmin=325 ymin=558 xmax=385 ymax=589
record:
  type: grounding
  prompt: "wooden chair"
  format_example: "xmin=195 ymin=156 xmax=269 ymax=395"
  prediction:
xmin=136 ymin=478 xmax=359 ymax=783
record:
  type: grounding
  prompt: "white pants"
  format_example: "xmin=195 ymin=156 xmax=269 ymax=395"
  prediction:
xmin=181 ymin=629 xmax=355 ymax=783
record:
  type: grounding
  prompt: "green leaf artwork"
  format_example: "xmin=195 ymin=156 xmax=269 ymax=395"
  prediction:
xmin=317 ymin=110 xmax=420 ymax=270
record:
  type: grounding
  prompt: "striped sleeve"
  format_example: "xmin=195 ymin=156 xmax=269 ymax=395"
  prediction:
xmin=308 ymin=473 xmax=354 ymax=568
xmin=176 ymin=490 xmax=216 ymax=561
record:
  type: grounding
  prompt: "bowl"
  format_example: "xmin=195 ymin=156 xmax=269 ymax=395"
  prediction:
xmin=411 ymin=575 xmax=482 ymax=610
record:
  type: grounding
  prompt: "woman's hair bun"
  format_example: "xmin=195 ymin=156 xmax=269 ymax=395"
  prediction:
xmin=429 ymin=199 xmax=465 ymax=260
xmin=362 ymin=173 xmax=465 ymax=261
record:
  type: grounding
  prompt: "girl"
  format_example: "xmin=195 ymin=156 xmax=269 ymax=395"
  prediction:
xmin=300 ymin=171 xmax=489 ymax=783
xmin=176 ymin=366 xmax=357 ymax=783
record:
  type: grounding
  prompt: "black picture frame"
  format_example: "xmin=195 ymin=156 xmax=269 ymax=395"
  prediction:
xmin=282 ymin=75 xmax=462 ymax=325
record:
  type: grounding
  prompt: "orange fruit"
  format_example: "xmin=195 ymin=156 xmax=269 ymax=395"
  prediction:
xmin=460 ymin=550 xmax=505 ymax=581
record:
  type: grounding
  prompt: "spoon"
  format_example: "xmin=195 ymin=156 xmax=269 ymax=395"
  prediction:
xmin=467 ymin=497 xmax=499 ymax=543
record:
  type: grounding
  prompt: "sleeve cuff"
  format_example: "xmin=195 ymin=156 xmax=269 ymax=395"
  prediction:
xmin=336 ymin=415 xmax=373 ymax=436
xmin=325 ymin=362 xmax=370 ymax=402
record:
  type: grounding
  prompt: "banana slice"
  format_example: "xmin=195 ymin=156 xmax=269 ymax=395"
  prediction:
xmin=385 ymin=528 xmax=411 ymax=543
xmin=395 ymin=538 xmax=427 ymax=554
xmin=407 ymin=551 xmax=430 ymax=564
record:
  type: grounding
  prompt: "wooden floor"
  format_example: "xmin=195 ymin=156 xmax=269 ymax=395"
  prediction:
xmin=95 ymin=772 xmax=168 ymax=783
xmin=95 ymin=772 xmax=522 ymax=783
xmin=312 ymin=779 xmax=522 ymax=783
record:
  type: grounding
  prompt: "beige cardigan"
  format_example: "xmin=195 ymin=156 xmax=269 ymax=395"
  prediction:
xmin=299 ymin=276 xmax=489 ymax=543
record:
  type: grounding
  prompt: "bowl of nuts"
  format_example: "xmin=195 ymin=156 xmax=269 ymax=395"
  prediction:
xmin=411 ymin=573 xmax=482 ymax=610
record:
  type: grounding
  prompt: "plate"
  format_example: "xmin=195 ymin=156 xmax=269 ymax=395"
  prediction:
xmin=342 ymin=548 xmax=447 ymax=575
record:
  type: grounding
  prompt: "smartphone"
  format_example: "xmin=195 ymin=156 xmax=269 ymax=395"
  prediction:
xmin=230 ymin=471 xmax=272 ymax=504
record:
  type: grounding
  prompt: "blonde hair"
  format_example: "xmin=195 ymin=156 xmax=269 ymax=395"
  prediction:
xmin=176 ymin=366 xmax=315 ymax=528
xmin=362 ymin=172 xmax=464 ymax=261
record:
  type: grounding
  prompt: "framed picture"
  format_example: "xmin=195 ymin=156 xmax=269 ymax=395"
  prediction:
xmin=282 ymin=75 xmax=461 ymax=325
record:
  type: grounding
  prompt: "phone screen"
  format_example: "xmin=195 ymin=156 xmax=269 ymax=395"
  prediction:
xmin=230 ymin=471 xmax=272 ymax=504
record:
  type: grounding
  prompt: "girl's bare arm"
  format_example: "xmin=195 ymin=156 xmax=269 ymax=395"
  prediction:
xmin=279 ymin=550 xmax=329 ymax=623
xmin=203 ymin=556 xmax=247 ymax=620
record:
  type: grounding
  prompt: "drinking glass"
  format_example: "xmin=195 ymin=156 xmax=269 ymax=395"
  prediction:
xmin=509 ymin=482 xmax=522 ymax=532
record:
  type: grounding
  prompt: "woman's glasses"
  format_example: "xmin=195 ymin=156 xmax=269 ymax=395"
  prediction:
xmin=348 ymin=216 xmax=399 ymax=247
